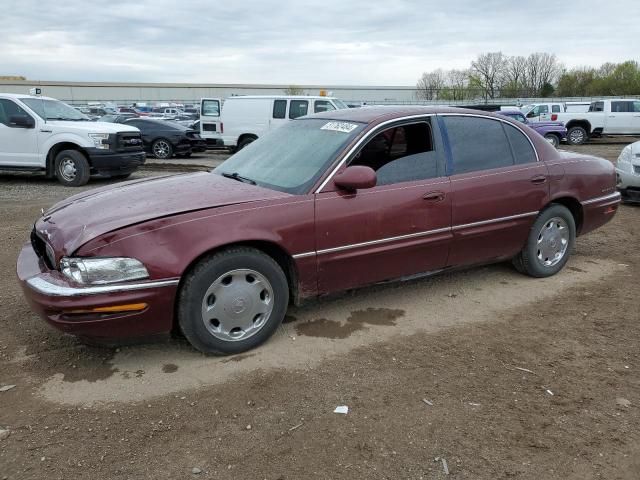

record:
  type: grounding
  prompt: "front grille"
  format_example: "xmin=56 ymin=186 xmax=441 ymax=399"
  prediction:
xmin=30 ymin=228 xmax=54 ymax=269
xmin=116 ymin=132 xmax=144 ymax=152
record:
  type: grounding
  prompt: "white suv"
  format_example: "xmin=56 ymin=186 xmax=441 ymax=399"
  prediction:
xmin=0 ymin=93 xmax=145 ymax=186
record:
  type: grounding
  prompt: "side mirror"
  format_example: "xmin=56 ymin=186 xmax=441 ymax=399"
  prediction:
xmin=9 ymin=115 xmax=35 ymax=128
xmin=333 ymin=166 xmax=377 ymax=191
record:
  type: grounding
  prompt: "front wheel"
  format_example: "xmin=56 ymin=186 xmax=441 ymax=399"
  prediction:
xmin=55 ymin=150 xmax=91 ymax=187
xmin=567 ymin=126 xmax=588 ymax=145
xmin=152 ymin=139 xmax=173 ymax=159
xmin=513 ymin=204 xmax=576 ymax=278
xmin=544 ymin=133 xmax=560 ymax=148
xmin=178 ymin=247 xmax=289 ymax=355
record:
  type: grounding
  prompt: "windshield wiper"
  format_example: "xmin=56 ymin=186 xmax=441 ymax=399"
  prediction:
xmin=221 ymin=172 xmax=256 ymax=185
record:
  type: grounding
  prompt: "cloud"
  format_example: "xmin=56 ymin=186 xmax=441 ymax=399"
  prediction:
xmin=1 ymin=0 xmax=638 ymax=84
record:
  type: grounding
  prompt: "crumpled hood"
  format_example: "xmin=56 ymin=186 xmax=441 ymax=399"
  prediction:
xmin=35 ymin=172 xmax=291 ymax=258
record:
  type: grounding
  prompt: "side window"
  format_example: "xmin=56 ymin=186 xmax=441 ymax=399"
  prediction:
xmin=634 ymin=101 xmax=640 ymax=113
xmin=314 ymin=100 xmax=336 ymax=113
xmin=539 ymin=105 xmax=549 ymax=114
xmin=504 ymin=124 xmax=537 ymax=165
xmin=0 ymin=99 xmax=32 ymax=127
xmin=611 ymin=101 xmax=631 ymax=113
xmin=443 ymin=116 xmax=514 ymax=174
xmin=552 ymin=105 xmax=561 ymax=113
xmin=289 ymin=100 xmax=309 ymax=119
xmin=591 ymin=101 xmax=604 ymax=112
xmin=272 ymin=99 xmax=286 ymax=119
xmin=201 ymin=100 xmax=220 ymax=116
xmin=350 ymin=121 xmax=440 ymax=185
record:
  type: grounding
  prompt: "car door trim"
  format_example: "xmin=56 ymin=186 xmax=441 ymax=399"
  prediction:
xmin=581 ymin=192 xmax=621 ymax=205
xmin=25 ymin=277 xmax=180 ymax=297
xmin=292 ymin=211 xmax=540 ymax=259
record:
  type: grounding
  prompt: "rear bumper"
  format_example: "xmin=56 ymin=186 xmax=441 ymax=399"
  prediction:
xmin=16 ymin=242 xmax=177 ymax=341
xmin=579 ymin=192 xmax=621 ymax=235
xmin=86 ymin=149 xmax=146 ymax=176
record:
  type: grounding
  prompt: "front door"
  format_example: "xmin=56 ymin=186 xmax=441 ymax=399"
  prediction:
xmin=440 ymin=114 xmax=550 ymax=266
xmin=0 ymin=99 xmax=40 ymax=167
xmin=315 ymin=118 xmax=452 ymax=294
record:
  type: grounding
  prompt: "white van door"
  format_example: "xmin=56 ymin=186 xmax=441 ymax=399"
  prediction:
xmin=0 ymin=98 xmax=40 ymax=167
xmin=200 ymin=98 xmax=222 ymax=142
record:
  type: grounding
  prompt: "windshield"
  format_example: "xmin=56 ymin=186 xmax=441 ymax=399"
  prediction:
xmin=21 ymin=98 xmax=89 ymax=121
xmin=214 ymin=118 xmax=365 ymax=194
xmin=332 ymin=99 xmax=348 ymax=109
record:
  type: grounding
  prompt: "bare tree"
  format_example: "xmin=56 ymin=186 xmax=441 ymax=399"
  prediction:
xmin=446 ymin=69 xmax=470 ymax=101
xmin=470 ymin=52 xmax=507 ymax=100
xmin=283 ymin=85 xmax=305 ymax=95
xmin=416 ymin=69 xmax=446 ymax=100
xmin=505 ymin=56 xmax=527 ymax=91
xmin=524 ymin=53 xmax=562 ymax=95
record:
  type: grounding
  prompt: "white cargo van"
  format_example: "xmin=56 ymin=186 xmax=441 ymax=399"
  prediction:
xmin=199 ymin=97 xmax=223 ymax=147
xmin=217 ymin=95 xmax=348 ymax=150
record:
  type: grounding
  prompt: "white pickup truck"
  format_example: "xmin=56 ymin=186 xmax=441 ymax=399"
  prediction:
xmin=552 ymin=99 xmax=640 ymax=145
xmin=0 ymin=93 xmax=145 ymax=186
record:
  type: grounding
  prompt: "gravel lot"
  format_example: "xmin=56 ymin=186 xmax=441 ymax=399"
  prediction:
xmin=1 ymin=142 xmax=639 ymax=479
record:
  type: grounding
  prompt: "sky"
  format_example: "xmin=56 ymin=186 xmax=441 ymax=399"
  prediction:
xmin=1 ymin=0 xmax=639 ymax=86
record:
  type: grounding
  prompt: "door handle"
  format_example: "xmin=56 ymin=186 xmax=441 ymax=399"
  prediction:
xmin=423 ymin=191 xmax=445 ymax=202
xmin=530 ymin=175 xmax=547 ymax=185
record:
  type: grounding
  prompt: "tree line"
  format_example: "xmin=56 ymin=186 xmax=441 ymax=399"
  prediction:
xmin=416 ymin=53 xmax=640 ymax=101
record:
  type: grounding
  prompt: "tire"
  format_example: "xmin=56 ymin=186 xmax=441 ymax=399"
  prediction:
xmin=236 ymin=136 xmax=256 ymax=151
xmin=544 ymin=133 xmax=560 ymax=148
xmin=151 ymin=139 xmax=174 ymax=159
xmin=567 ymin=126 xmax=588 ymax=145
xmin=54 ymin=150 xmax=91 ymax=187
xmin=512 ymin=204 xmax=576 ymax=278
xmin=178 ymin=247 xmax=289 ymax=355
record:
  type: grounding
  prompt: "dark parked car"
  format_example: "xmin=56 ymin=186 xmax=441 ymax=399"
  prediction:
xmin=99 ymin=113 xmax=138 ymax=123
xmin=498 ymin=110 xmax=567 ymax=148
xmin=121 ymin=118 xmax=206 ymax=159
xmin=17 ymin=107 xmax=620 ymax=355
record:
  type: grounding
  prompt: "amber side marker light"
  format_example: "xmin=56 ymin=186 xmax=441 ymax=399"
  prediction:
xmin=65 ymin=303 xmax=148 ymax=314
xmin=604 ymin=205 xmax=618 ymax=214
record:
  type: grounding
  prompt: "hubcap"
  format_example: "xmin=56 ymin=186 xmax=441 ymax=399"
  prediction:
xmin=569 ymin=130 xmax=584 ymax=143
xmin=536 ymin=217 xmax=570 ymax=267
xmin=201 ymin=269 xmax=274 ymax=342
xmin=153 ymin=141 xmax=170 ymax=158
xmin=545 ymin=136 xmax=557 ymax=146
xmin=59 ymin=158 xmax=77 ymax=181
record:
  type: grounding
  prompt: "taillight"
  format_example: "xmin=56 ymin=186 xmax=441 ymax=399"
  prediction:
xmin=551 ymin=114 xmax=558 ymax=121
xmin=220 ymin=122 xmax=224 ymax=134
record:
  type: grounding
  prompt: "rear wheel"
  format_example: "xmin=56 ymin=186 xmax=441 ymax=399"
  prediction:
xmin=513 ymin=204 xmax=576 ymax=278
xmin=55 ymin=150 xmax=90 ymax=187
xmin=544 ymin=133 xmax=560 ymax=148
xmin=178 ymin=247 xmax=289 ymax=355
xmin=567 ymin=126 xmax=587 ymax=145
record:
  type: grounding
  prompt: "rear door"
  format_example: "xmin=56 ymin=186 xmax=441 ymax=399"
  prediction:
xmin=441 ymin=114 xmax=549 ymax=267
xmin=606 ymin=101 xmax=635 ymax=134
xmin=0 ymin=98 xmax=40 ymax=167
xmin=199 ymin=98 xmax=222 ymax=140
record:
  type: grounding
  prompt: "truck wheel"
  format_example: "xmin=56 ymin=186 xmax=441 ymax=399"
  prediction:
xmin=567 ymin=126 xmax=587 ymax=145
xmin=544 ymin=133 xmax=560 ymax=148
xmin=178 ymin=247 xmax=289 ymax=355
xmin=55 ymin=150 xmax=91 ymax=187
xmin=152 ymin=139 xmax=173 ymax=159
xmin=237 ymin=136 xmax=256 ymax=151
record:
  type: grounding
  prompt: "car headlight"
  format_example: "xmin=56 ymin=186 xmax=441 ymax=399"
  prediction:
xmin=88 ymin=133 xmax=110 ymax=150
xmin=60 ymin=257 xmax=149 ymax=285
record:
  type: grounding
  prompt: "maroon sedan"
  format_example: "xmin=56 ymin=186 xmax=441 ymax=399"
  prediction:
xmin=17 ymin=107 xmax=620 ymax=354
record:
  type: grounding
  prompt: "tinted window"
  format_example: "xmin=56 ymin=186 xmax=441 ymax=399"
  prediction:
xmin=552 ymin=105 xmax=561 ymax=113
xmin=504 ymin=124 xmax=537 ymax=165
xmin=273 ymin=100 xmax=286 ymax=119
xmin=289 ymin=100 xmax=308 ymax=119
xmin=634 ymin=101 xmax=640 ymax=113
xmin=443 ymin=116 xmax=514 ymax=174
xmin=590 ymin=101 xmax=604 ymax=112
xmin=201 ymin=100 xmax=220 ymax=116
xmin=0 ymin=99 xmax=32 ymax=126
xmin=538 ymin=105 xmax=549 ymax=114
xmin=314 ymin=100 xmax=336 ymax=113
xmin=611 ymin=101 xmax=631 ymax=113
xmin=350 ymin=121 xmax=440 ymax=186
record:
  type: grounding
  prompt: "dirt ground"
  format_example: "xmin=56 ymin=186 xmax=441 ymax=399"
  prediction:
xmin=1 ymin=143 xmax=639 ymax=479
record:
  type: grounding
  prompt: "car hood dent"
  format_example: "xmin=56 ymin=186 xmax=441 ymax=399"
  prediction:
xmin=37 ymin=172 xmax=291 ymax=257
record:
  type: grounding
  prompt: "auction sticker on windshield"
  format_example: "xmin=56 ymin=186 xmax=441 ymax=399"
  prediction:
xmin=320 ymin=121 xmax=359 ymax=133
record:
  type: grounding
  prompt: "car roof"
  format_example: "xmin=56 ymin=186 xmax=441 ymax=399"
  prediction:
xmin=302 ymin=105 xmax=512 ymax=125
